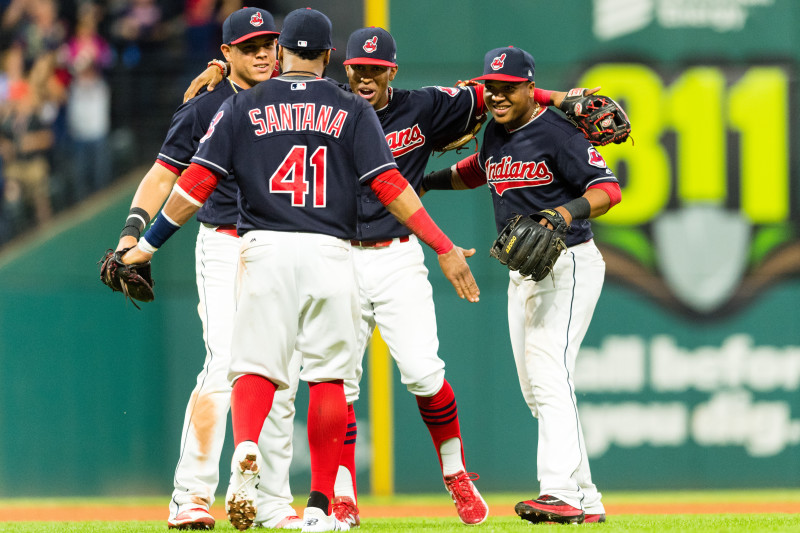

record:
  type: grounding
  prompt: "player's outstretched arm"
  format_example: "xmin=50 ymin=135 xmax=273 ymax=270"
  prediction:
xmin=183 ymin=63 xmax=226 ymax=103
xmin=421 ymin=153 xmax=487 ymax=195
xmin=370 ymin=170 xmax=480 ymax=303
xmin=121 ymin=163 xmax=219 ymax=265
xmin=116 ymin=162 xmax=181 ymax=251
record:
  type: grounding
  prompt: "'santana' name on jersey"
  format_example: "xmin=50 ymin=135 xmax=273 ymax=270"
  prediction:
xmin=485 ymin=155 xmax=554 ymax=195
xmin=248 ymin=104 xmax=348 ymax=138
xmin=385 ymin=124 xmax=425 ymax=157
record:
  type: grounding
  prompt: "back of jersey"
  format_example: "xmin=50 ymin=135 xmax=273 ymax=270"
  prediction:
xmin=192 ymin=77 xmax=398 ymax=239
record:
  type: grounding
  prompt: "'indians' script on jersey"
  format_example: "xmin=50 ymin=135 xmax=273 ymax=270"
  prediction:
xmin=385 ymin=124 xmax=425 ymax=157
xmin=485 ymin=155 xmax=554 ymax=195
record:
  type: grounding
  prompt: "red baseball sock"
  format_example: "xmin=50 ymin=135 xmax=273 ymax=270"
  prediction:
xmin=416 ymin=380 xmax=465 ymax=468
xmin=308 ymin=380 xmax=347 ymax=510
xmin=339 ymin=403 xmax=358 ymax=501
xmin=231 ymin=374 xmax=278 ymax=446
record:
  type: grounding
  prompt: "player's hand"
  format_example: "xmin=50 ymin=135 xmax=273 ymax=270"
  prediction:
xmin=183 ymin=65 xmax=225 ymax=103
xmin=438 ymin=246 xmax=480 ymax=302
xmin=121 ymin=245 xmax=153 ymax=265
xmin=116 ymin=235 xmax=138 ymax=252
xmin=551 ymin=86 xmax=600 ymax=108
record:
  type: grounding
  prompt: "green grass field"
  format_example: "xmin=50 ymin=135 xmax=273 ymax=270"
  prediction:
xmin=1 ymin=490 xmax=799 ymax=532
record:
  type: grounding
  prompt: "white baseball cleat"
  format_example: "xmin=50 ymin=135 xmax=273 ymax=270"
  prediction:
xmin=226 ymin=441 xmax=262 ymax=531
xmin=167 ymin=506 xmax=215 ymax=530
xmin=255 ymin=513 xmax=304 ymax=529
xmin=301 ymin=506 xmax=350 ymax=532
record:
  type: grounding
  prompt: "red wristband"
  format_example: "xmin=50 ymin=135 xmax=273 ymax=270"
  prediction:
xmin=405 ymin=207 xmax=453 ymax=255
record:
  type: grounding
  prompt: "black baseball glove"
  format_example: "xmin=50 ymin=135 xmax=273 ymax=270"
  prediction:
xmin=559 ymin=89 xmax=631 ymax=146
xmin=98 ymin=248 xmax=155 ymax=308
xmin=489 ymin=209 xmax=568 ymax=282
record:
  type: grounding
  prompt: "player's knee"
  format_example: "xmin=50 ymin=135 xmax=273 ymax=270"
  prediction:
xmin=405 ymin=369 xmax=445 ymax=397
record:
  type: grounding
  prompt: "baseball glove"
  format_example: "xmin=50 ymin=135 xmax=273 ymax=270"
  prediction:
xmin=433 ymin=80 xmax=487 ymax=153
xmin=489 ymin=209 xmax=568 ymax=282
xmin=559 ymin=88 xmax=631 ymax=146
xmin=98 ymin=248 xmax=155 ymax=308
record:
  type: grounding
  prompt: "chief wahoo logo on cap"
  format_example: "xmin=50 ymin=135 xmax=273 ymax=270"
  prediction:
xmin=363 ymin=36 xmax=378 ymax=53
xmin=250 ymin=12 xmax=264 ymax=26
xmin=491 ymin=53 xmax=507 ymax=70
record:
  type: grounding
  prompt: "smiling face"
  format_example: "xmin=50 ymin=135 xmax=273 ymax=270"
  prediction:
xmin=222 ymin=35 xmax=277 ymax=89
xmin=483 ymin=80 xmax=537 ymax=130
xmin=345 ymin=64 xmax=397 ymax=110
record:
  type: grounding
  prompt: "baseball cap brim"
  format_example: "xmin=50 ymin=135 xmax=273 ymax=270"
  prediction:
xmin=230 ymin=30 xmax=280 ymax=45
xmin=472 ymin=73 xmax=531 ymax=82
xmin=343 ymin=57 xmax=397 ymax=67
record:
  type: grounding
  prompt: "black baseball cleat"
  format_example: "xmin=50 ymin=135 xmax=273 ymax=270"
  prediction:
xmin=515 ymin=495 xmax=585 ymax=524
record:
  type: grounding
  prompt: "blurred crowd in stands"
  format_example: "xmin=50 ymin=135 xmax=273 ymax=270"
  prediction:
xmin=0 ymin=0 xmax=257 ymax=246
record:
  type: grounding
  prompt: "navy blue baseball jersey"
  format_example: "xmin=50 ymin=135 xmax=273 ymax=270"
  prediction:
xmin=478 ymin=108 xmax=619 ymax=247
xmin=157 ymin=80 xmax=243 ymax=226
xmin=192 ymin=77 xmax=398 ymax=239
xmin=355 ymin=85 xmax=484 ymax=241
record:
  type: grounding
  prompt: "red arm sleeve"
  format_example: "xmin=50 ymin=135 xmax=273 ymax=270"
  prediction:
xmin=175 ymin=162 xmax=220 ymax=206
xmin=533 ymin=88 xmax=553 ymax=106
xmin=455 ymin=153 xmax=488 ymax=189
xmin=588 ymin=182 xmax=622 ymax=209
xmin=369 ymin=168 xmax=410 ymax=205
xmin=473 ymin=83 xmax=486 ymax=115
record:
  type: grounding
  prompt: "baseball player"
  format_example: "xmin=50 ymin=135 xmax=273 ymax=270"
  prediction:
xmin=112 ymin=8 xmax=302 ymax=530
xmin=181 ymin=28 xmax=606 ymax=528
xmin=423 ymin=46 xmax=622 ymax=524
xmin=121 ymin=8 xmax=479 ymax=533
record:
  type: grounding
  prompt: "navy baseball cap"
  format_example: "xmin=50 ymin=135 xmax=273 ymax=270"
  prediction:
xmin=222 ymin=7 xmax=279 ymax=45
xmin=278 ymin=8 xmax=335 ymax=50
xmin=343 ymin=27 xmax=397 ymax=67
xmin=472 ymin=46 xmax=535 ymax=82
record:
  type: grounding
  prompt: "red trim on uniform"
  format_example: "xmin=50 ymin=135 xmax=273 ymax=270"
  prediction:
xmin=533 ymin=88 xmax=553 ymax=107
xmin=370 ymin=168 xmax=409 ymax=205
xmin=216 ymin=224 xmax=239 ymax=238
xmin=472 ymin=73 xmax=529 ymax=82
xmin=176 ymin=163 xmax=221 ymax=204
xmin=343 ymin=58 xmax=397 ymax=67
xmin=155 ymin=158 xmax=181 ymax=176
xmin=473 ymin=83 xmax=486 ymax=115
xmin=456 ymin=153 xmax=487 ymax=189
xmin=588 ymin=181 xmax=622 ymax=208
xmin=405 ymin=208 xmax=454 ymax=255
xmin=230 ymin=30 xmax=280 ymax=45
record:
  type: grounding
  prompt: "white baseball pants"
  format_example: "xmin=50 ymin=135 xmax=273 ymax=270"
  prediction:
xmin=507 ymin=239 xmax=606 ymax=515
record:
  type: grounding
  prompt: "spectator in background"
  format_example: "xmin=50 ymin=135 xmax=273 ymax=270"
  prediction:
xmin=8 ymin=0 xmax=66 ymax=72
xmin=108 ymin=0 xmax=166 ymax=155
xmin=182 ymin=0 xmax=240 ymax=82
xmin=0 ymin=51 xmax=54 ymax=227
xmin=61 ymin=2 xmax=113 ymax=200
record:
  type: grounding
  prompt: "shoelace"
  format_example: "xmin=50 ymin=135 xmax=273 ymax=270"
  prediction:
xmin=446 ymin=472 xmax=480 ymax=501
xmin=333 ymin=500 xmax=358 ymax=521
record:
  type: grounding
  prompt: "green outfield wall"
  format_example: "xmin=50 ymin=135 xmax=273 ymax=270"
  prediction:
xmin=0 ymin=0 xmax=798 ymax=498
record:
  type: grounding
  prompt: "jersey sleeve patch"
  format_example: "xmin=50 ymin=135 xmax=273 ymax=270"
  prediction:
xmin=587 ymin=147 xmax=608 ymax=169
xmin=435 ymin=86 xmax=460 ymax=97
